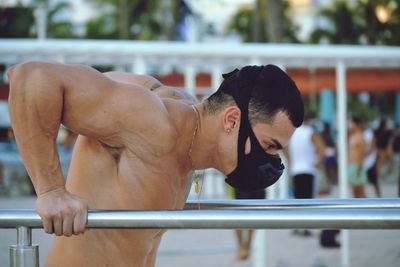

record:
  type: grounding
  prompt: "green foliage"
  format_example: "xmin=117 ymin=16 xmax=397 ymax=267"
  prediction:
xmin=371 ymin=93 xmax=397 ymax=116
xmin=0 ymin=7 xmax=35 ymax=38
xmin=346 ymin=93 xmax=397 ymax=123
xmin=28 ymin=0 xmax=76 ymax=38
xmin=366 ymin=0 xmax=400 ymax=45
xmin=348 ymin=96 xmax=376 ymax=122
xmin=0 ymin=1 xmax=76 ymax=39
xmin=302 ymin=96 xmax=319 ymax=119
xmin=309 ymin=1 xmax=363 ymax=44
xmin=310 ymin=0 xmax=400 ymax=45
xmin=227 ymin=6 xmax=258 ymax=42
xmin=86 ymin=0 xmax=185 ymax=40
xmin=86 ymin=16 xmax=118 ymax=39
xmin=226 ymin=0 xmax=299 ymax=43
xmin=45 ymin=2 xmax=75 ymax=38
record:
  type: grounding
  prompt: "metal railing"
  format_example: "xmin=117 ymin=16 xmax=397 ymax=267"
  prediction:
xmin=1 ymin=40 xmax=400 ymax=68
xmin=1 ymin=198 xmax=400 ymax=267
xmin=184 ymin=198 xmax=400 ymax=210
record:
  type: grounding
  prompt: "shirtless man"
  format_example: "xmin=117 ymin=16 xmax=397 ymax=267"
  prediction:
xmin=7 ymin=62 xmax=304 ymax=267
xmin=348 ymin=117 xmax=367 ymax=198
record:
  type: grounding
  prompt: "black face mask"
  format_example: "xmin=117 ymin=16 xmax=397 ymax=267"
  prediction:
xmin=214 ymin=67 xmax=285 ymax=192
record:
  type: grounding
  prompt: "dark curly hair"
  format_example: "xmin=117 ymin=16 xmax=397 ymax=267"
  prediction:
xmin=204 ymin=65 xmax=304 ymax=128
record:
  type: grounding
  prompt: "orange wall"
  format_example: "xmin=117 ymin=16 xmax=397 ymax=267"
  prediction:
xmin=1 ymin=68 xmax=399 ymax=100
xmin=157 ymin=68 xmax=400 ymax=95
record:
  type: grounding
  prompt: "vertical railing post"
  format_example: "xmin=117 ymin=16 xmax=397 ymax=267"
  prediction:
xmin=9 ymin=226 xmax=39 ymax=267
xmin=184 ymin=64 xmax=196 ymax=97
xmin=211 ymin=64 xmax=222 ymax=93
xmin=336 ymin=60 xmax=350 ymax=267
xmin=133 ymin=55 xmax=147 ymax=75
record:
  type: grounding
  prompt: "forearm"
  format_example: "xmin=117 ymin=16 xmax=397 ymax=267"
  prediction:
xmin=8 ymin=62 xmax=65 ymax=195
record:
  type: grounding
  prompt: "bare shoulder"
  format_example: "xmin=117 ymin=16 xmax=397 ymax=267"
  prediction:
xmin=118 ymin=84 xmax=175 ymax=127
xmin=155 ymin=87 xmax=198 ymax=105
xmin=83 ymin=81 xmax=177 ymax=154
xmin=161 ymin=98 xmax=193 ymax=132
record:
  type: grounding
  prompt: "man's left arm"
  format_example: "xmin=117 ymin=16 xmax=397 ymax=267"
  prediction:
xmin=312 ymin=132 xmax=326 ymax=169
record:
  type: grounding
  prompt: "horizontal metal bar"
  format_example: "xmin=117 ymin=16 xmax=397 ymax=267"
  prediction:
xmin=1 ymin=40 xmax=400 ymax=68
xmin=184 ymin=198 xmax=400 ymax=210
xmin=0 ymin=208 xmax=399 ymax=229
xmin=1 ymin=39 xmax=400 ymax=60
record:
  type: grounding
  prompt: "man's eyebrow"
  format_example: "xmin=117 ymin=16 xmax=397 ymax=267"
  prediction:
xmin=271 ymin=138 xmax=284 ymax=150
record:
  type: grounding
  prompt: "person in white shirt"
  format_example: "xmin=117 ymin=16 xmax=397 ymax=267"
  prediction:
xmin=286 ymin=114 xmax=325 ymax=235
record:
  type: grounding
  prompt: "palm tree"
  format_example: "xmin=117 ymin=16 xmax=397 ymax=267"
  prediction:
xmin=45 ymin=2 xmax=75 ymax=38
xmin=31 ymin=0 xmax=75 ymax=38
xmin=358 ymin=0 xmax=400 ymax=45
xmin=309 ymin=1 xmax=363 ymax=44
xmin=227 ymin=0 xmax=298 ymax=43
xmin=267 ymin=0 xmax=284 ymax=42
xmin=87 ymin=0 xmax=186 ymax=40
xmin=310 ymin=0 xmax=399 ymax=46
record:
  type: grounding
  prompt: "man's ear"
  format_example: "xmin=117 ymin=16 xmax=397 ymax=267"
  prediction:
xmin=222 ymin=106 xmax=241 ymax=133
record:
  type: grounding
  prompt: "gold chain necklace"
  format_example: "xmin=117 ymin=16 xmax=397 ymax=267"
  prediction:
xmin=188 ymin=106 xmax=205 ymax=202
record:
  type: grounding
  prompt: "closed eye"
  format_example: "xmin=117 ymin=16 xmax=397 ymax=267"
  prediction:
xmin=263 ymin=144 xmax=281 ymax=155
xmin=265 ymin=144 xmax=277 ymax=151
xmin=263 ymin=138 xmax=283 ymax=153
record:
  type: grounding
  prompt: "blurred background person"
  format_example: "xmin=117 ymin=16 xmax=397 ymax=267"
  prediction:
xmin=374 ymin=119 xmax=394 ymax=181
xmin=286 ymin=113 xmax=325 ymax=236
xmin=363 ymin=120 xmax=380 ymax=197
xmin=232 ymin=188 xmax=266 ymax=261
xmin=321 ymin=122 xmax=337 ymax=187
xmin=390 ymin=124 xmax=400 ymax=197
xmin=348 ymin=117 xmax=367 ymax=198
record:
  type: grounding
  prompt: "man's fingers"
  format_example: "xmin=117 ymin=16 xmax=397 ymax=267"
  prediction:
xmin=53 ymin=214 xmax=63 ymax=236
xmin=62 ymin=216 xmax=74 ymax=237
xmin=36 ymin=189 xmax=88 ymax=236
xmin=42 ymin=218 xmax=54 ymax=234
xmin=73 ymin=210 xmax=87 ymax=235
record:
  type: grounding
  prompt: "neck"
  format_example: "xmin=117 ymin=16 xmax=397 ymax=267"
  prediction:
xmin=188 ymin=103 xmax=226 ymax=172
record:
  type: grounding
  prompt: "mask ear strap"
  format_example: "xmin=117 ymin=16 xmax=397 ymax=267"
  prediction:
xmin=235 ymin=81 xmax=252 ymax=163
xmin=222 ymin=69 xmax=239 ymax=80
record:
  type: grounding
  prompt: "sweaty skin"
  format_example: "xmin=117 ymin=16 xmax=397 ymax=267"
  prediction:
xmin=7 ymin=62 xmax=296 ymax=267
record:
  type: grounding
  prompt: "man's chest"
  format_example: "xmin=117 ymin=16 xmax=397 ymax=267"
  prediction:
xmin=71 ymin=136 xmax=191 ymax=209
xmin=113 ymin=152 xmax=191 ymax=209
